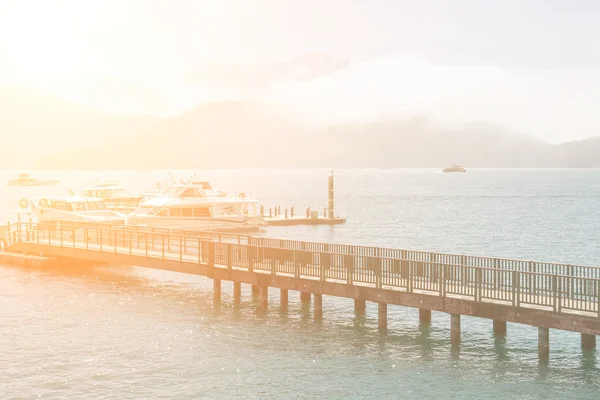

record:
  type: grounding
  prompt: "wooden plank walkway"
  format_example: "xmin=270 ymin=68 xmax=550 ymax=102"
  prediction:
xmin=2 ymin=221 xmax=599 ymax=357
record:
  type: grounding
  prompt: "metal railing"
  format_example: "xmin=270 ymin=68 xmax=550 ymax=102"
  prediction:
xmin=3 ymin=222 xmax=599 ymax=318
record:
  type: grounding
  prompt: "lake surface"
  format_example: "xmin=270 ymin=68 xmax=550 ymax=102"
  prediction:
xmin=1 ymin=169 xmax=599 ymax=399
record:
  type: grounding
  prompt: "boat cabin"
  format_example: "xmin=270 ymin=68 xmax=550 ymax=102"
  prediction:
xmin=132 ymin=184 xmax=257 ymax=218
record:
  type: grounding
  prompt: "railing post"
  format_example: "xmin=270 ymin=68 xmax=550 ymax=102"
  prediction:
xmin=99 ymin=228 xmax=103 ymax=252
xmin=145 ymin=233 xmax=148 ymax=258
xmin=72 ymin=226 xmax=76 ymax=248
xmin=375 ymin=258 xmax=382 ymax=289
xmin=114 ymin=228 xmax=117 ymax=254
xmin=475 ymin=268 xmax=482 ymax=302
xmin=439 ymin=264 xmax=446 ymax=297
xmin=227 ymin=243 xmax=232 ymax=270
xmin=162 ymin=235 xmax=165 ymax=259
xmin=512 ymin=270 xmax=519 ymax=306
xmin=209 ymin=241 xmax=215 ymax=268
xmin=179 ymin=236 xmax=183 ymax=262
xmin=408 ymin=261 xmax=413 ymax=293
xmin=198 ymin=238 xmax=201 ymax=264
xmin=598 ymin=280 xmax=600 ymax=318
xmin=554 ymin=275 xmax=562 ymax=313
xmin=60 ymin=224 xmax=63 ymax=247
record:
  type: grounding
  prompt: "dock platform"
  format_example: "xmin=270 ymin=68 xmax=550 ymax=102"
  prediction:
xmin=265 ymin=216 xmax=346 ymax=226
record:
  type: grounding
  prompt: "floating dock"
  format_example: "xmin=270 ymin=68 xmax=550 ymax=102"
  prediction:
xmin=262 ymin=172 xmax=346 ymax=226
xmin=265 ymin=215 xmax=346 ymax=226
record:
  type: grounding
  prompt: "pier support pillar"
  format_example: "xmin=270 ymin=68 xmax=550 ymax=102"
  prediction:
xmin=451 ymin=314 xmax=460 ymax=345
xmin=314 ymin=294 xmax=323 ymax=321
xmin=252 ymin=285 xmax=259 ymax=298
xmin=213 ymin=279 xmax=221 ymax=302
xmin=581 ymin=334 xmax=596 ymax=350
xmin=419 ymin=309 xmax=431 ymax=324
xmin=538 ymin=327 xmax=550 ymax=360
xmin=300 ymin=292 xmax=311 ymax=304
xmin=493 ymin=320 xmax=507 ymax=335
xmin=259 ymin=286 xmax=268 ymax=308
xmin=280 ymin=289 xmax=288 ymax=309
xmin=233 ymin=281 xmax=241 ymax=304
xmin=378 ymin=303 xmax=388 ymax=329
xmin=354 ymin=299 xmax=366 ymax=314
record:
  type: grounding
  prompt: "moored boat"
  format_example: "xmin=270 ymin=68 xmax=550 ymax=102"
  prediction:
xmin=78 ymin=181 xmax=144 ymax=213
xmin=129 ymin=184 xmax=266 ymax=232
xmin=7 ymin=173 xmax=59 ymax=186
xmin=23 ymin=196 xmax=127 ymax=225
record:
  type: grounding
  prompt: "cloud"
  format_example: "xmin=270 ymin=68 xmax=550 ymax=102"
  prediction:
xmin=264 ymin=57 xmax=600 ymax=143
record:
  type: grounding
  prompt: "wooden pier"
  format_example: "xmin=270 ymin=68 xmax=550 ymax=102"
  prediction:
xmin=2 ymin=221 xmax=599 ymax=359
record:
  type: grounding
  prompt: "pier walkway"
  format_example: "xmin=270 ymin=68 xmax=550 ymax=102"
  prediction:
xmin=2 ymin=221 xmax=599 ymax=359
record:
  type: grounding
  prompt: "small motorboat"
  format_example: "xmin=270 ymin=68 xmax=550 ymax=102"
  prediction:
xmin=442 ymin=165 xmax=467 ymax=173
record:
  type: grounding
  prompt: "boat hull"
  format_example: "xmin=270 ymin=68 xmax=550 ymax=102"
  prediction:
xmin=128 ymin=215 xmax=267 ymax=233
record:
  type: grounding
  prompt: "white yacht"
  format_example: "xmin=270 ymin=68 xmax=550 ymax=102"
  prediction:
xmin=129 ymin=184 xmax=266 ymax=232
xmin=7 ymin=173 xmax=59 ymax=186
xmin=78 ymin=181 xmax=144 ymax=213
xmin=24 ymin=196 xmax=127 ymax=225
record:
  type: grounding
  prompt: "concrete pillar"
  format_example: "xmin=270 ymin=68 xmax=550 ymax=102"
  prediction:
xmin=300 ymin=292 xmax=311 ymax=303
xmin=451 ymin=314 xmax=460 ymax=345
xmin=259 ymin=286 xmax=268 ymax=308
xmin=419 ymin=308 xmax=431 ymax=324
xmin=213 ymin=279 xmax=221 ymax=301
xmin=581 ymin=333 xmax=596 ymax=350
xmin=354 ymin=298 xmax=366 ymax=314
xmin=493 ymin=319 xmax=507 ymax=335
xmin=252 ymin=285 xmax=259 ymax=298
xmin=538 ymin=327 xmax=549 ymax=360
xmin=314 ymin=294 xmax=323 ymax=320
xmin=233 ymin=281 xmax=241 ymax=303
xmin=378 ymin=303 xmax=388 ymax=329
xmin=280 ymin=289 xmax=288 ymax=308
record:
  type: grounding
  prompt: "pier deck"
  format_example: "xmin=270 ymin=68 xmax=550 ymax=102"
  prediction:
xmin=1 ymin=221 xmax=599 ymax=358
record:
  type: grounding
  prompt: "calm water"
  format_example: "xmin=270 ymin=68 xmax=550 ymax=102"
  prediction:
xmin=1 ymin=169 xmax=599 ymax=399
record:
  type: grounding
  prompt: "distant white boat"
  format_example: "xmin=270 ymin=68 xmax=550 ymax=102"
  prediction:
xmin=442 ymin=165 xmax=467 ymax=173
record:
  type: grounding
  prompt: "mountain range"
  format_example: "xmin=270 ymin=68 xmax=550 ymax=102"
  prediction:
xmin=2 ymin=69 xmax=600 ymax=169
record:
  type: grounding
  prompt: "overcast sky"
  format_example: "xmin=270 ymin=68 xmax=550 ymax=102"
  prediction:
xmin=1 ymin=0 xmax=600 ymax=142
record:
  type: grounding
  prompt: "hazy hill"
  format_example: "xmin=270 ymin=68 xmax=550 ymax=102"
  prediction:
xmin=0 ymin=85 xmax=158 ymax=169
xmin=183 ymin=53 xmax=349 ymax=99
xmin=3 ymin=83 xmax=600 ymax=170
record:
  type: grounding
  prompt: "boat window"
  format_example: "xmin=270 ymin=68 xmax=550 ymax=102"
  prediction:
xmin=182 ymin=207 xmax=193 ymax=217
xmin=170 ymin=208 xmax=182 ymax=217
xmin=158 ymin=209 xmax=168 ymax=216
xmin=52 ymin=201 xmax=68 ymax=211
xmin=181 ymin=188 xmax=202 ymax=197
xmin=193 ymin=207 xmax=211 ymax=217
xmin=74 ymin=203 xmax=86 ymax=211
xmin=132 ymin=206 xmax=152 ymax=215
xmin=87 ymin=202 xmax=98 ymax=210
xmin=95 ymin=202 xmax=107 ymax=210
